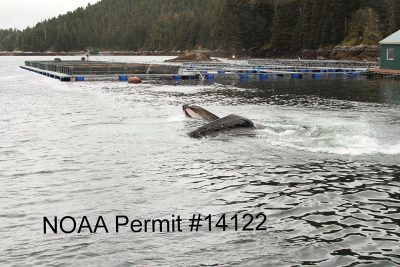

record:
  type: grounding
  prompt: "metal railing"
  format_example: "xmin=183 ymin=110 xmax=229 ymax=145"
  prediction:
xmin=24 ymin=61 xmax=180 ymax=76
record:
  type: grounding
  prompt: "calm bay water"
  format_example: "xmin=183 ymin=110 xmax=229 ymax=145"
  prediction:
xmin=0 ymin=56 xmax=399 ymax=266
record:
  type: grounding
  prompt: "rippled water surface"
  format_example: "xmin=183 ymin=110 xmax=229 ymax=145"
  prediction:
xmin=1 ymin=56 xmax=400 ymax=266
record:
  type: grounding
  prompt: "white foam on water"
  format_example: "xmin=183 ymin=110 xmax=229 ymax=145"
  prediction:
xmin=263 ymin=132 xmax=400 ymax=155
xmin=165 ymin=115 xmax=186 ymax=122
xmin=257 ymin=109 xmax=400 ymax=156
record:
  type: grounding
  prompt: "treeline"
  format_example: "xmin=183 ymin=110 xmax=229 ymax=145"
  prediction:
xmin=0 ymin=29 xmax=18 ymax=51
xmin=1 ymin=0 xmax=400 ymax=53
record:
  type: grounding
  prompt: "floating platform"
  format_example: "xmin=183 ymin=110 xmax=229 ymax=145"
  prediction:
xmin=366 ymin=68 xmax=400 ymax=79
xmin=181 ymin=62 xmax=366 ymax=81
xmin=21 ymin=59 xmax=373 ymax=82
xmin=248 ymin=59 xmax=378 ymax=69
xmin=181 ymin=61 xmax=369 ymax=75
xmin=21 ymin=60 xmax=199 ymax=81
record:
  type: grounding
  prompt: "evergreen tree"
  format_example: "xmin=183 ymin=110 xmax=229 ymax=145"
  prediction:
xmin=0 ymin=0 xmax=397 ymax=53
xmin=346 ymin=8 xmax=382 ymax=45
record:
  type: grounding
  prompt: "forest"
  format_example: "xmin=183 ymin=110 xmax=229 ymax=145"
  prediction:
xmin=0 ymin=0 xmax=399 ymax=54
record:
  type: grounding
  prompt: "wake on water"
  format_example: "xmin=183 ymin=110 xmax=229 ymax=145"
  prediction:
xmin=258 ymin=115 xmax=400 ymax=156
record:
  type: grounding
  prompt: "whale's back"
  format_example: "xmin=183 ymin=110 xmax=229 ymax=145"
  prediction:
xmin=188 ymin=114 xmax=255 ymax=138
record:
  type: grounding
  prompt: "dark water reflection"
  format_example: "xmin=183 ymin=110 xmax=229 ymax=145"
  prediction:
xmin=0 ymin=57 xmax=399 ymax=266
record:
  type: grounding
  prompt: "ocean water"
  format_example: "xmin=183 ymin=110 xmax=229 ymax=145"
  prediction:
xmin=0 ymin=56 xmax=399 ymax=266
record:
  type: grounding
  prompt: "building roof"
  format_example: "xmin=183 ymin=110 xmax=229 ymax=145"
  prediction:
xmin=380 ymin=30 xmax=400 ymax=44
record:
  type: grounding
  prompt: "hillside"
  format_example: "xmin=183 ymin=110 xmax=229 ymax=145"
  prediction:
xmin=1 ymin=0 xmax=400 ymax=56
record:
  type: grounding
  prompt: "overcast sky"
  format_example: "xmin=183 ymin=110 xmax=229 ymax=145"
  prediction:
xmin=0 ymin=0 xmax=101 ymax=30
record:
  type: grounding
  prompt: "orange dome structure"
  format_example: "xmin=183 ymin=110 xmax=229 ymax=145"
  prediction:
xmin=128 ymin=76 xmax=142 ymax=84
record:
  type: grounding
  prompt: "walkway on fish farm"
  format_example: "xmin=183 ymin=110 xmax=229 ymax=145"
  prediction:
xmin=366 ymin=68 xmax=400 ymax=79
xmin=181 ymin=58 xmax=377 ymax=74
xmin=180 ymin=59 xmax=373 ymax=80
xmin=20 ymin=59 xmax=382 ymax=82
xmin=248 ymin=59 xmax=378 ymax=69
xmin=21 ymin=60 xmax=198 ymax=81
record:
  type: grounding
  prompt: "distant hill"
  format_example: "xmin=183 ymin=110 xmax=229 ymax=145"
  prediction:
xmin=1 ymin=0 xmax=400 ymax=56
xmin=8 ymin=0 xmax=225 ymax=52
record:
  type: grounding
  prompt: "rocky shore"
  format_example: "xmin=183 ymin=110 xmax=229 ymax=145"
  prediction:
xmin=262 ymin=45 xmax=379 ymax=61
xmin=300 ymin=45 xmax=379 ymax=61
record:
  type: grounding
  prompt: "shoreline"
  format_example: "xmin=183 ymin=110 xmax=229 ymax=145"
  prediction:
xmin=0 ymin=51 xmax=181 ymax=57
xmin=0 ymin=45 xmax=379 ymax=61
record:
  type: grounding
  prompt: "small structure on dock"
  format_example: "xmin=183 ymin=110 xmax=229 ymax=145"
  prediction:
xmin=379 ymin=30 xmax=400 ymax=70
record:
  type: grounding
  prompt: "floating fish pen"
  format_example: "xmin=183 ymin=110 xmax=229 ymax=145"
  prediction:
xmin=21 ymin=59 xmax=376 ymax=82
xmin=248 ymin=59 xmax=379 ymax=69
xmin=180 ymin=61 xmax=368 ymax=79
xmin=21 ymin=60 xmax=198 ymax=81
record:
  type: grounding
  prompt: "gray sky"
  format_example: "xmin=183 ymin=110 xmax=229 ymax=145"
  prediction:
xmin=0 ymin=0 xmax=101 ymax=30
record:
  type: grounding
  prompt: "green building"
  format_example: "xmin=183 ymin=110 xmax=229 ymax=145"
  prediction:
xmin=380 ymin=30 xmax=400 ymax=70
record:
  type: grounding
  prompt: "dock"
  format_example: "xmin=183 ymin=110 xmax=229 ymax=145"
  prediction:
xmin=21 ymin=60 xmax=199 ymax=81
xmin=181 ymin=58 xmax=376 ymax=73
xmin=180 ymin=60 xmax=370 ymax=80
xmin=366 ymin=68 xmax=400 ymax=79
xmin=248 ymin=59 xmax=378 ymax=69
xmin=20 ymin=58 xmax=383 ymax=82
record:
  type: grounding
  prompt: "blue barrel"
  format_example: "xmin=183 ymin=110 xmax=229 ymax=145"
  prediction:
xmin=312 ymin=73 xmax=322 ymax=79
xmin=119 ymin=75 xmax=128 ymax=81
xmin=218 ymin=70 xmax=225 ymax=75
xmin=75 ymin=76 xmax=85 ymax=81
xmin=291 ymin=73 xmax=302 ymax=79
xmin=206 ymin=73 xmax=215 ymax=80
xmin=259 ymin=73 xmax=269 ymax=80
xmin=239 ymin=73 xmax=249 ymax=80
xmin=173 ymin=75 xmax=182 ymax=80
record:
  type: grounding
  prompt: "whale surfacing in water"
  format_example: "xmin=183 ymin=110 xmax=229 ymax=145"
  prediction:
xmin=188 ymin=114 xmax=256 ymax=138
xmin=183 ymin=104 xmax=260 ymax=138
xmin=182 ymin=104 xmax=219 ymax=121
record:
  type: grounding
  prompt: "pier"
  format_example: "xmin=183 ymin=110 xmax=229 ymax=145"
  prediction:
xmin=20 ymin=59 xmax=382 ymax=82
xmin=21 ymin=60 xmax=198 ymax=81
xmin=181 ymin=58 xmax=377 ymax=74
xmin=180 ymin=59 xmax=373 ymax=80
xmin=366 ymin=68 xmax=400 ymax=79
xmin=247 ymin=59 xmax=378 ymax=69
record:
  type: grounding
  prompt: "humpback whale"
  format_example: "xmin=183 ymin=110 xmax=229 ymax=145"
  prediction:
xmin=183 ymin=104 xmax=262 ymax=138
xmin=182 ymin=104 xmax=219 ymax=121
